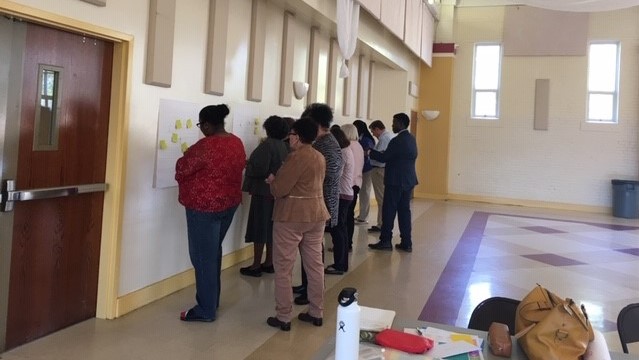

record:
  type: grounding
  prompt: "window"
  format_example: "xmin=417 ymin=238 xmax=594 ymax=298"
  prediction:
xmin=472 ymin=43 xmax=502 ymax=119
xmin=587 ymin=42 xmax=620 ymax=123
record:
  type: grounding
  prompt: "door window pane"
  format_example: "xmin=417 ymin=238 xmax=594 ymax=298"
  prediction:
xmin=34 ymin=65 xmax=62 ymax=150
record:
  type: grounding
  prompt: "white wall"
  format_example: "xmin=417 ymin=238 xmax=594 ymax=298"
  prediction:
xmin=449 ymin=6 xmax=639 ymax=207
xmin=5 ymin=0 xmax=421 ymax=296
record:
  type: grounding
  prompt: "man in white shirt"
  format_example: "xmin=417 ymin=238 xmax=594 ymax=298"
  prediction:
xmin=367 ymin=120 xmax=393 ymax=233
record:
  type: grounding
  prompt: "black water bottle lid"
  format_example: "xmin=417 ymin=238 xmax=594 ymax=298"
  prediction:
xmin=338 ymin=287 xmax=358 ymax=307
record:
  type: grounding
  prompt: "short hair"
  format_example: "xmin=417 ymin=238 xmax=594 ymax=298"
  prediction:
xmin=330 ymin=126 xmax=351 ymax=149
xmin=301 ymin=103 xmax=333 ymax=129
xmin=263 ymin=115 xmax=289 ymax=140
xmin=199 ymin=104 xmax=230 ymax=126
xmin=369 ymin=120 xmax=385 ymax=131
xmin=283 ymin=117 xmax=296 ymax=129
xmin=341 ymin=124 xmax=358 ymax=141
xmin=291 ymin=117 xmax=318 ymax=144
xmin=393 ymin=113 xmax=410 ymax=128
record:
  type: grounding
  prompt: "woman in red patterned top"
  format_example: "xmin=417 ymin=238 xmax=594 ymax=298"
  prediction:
xmin=175 ymin=104 xmax=245 ymax=322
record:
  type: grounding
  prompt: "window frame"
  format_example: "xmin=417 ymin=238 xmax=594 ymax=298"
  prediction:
xmin=586 ymin=41 xmax=620 ymax=124
xmin=471 ymin=42 xmax=503 ymax=120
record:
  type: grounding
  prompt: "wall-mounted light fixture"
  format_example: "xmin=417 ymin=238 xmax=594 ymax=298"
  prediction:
xmin=293 ymin=81 xmax=309 ymax=100
xmin=421 ymin=110 xmax=440 ymax=121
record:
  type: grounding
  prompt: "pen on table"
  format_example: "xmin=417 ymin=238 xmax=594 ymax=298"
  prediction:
xmin=416 ymin=327 xmax=423 ymax=335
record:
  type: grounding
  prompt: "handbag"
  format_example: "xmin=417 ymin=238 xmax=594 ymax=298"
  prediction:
xmin=488 ymin=322 xmax=512 ymax=357
xmin=515 ymin=284 xmax=594 ymax=360
xmin=375 ymin=329 xmax=435 ymax=354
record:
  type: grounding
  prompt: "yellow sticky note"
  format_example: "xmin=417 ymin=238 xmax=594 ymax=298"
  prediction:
xmin=186 ymin=119 xmax=193 ymax=129
xmin=159 ymin=140 xmax=167 ymax=150
xmin=175 ymin=119 xmax=183 ymax=129
xmin=451 ymin=333 xmax=478 ymax=345
xmin=171 ymin=133 xmax=178 ymax=143
xmin=181 ymin=142 xmax=189 ymax=153
xmin=254 ymin=118 xmax=260 ymax=125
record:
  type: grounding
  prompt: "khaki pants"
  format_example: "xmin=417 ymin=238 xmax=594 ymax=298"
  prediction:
xmin=371 ymin=167 xmax=385 ymax=227
xmin=273 ymin=221 xmax=325 ymax=322
xmin=357 ymin=171 xmax=372 ymax=221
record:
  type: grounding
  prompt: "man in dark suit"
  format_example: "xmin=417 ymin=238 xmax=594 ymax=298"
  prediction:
xmin=367 ymin=113 xmax=418 ymax=252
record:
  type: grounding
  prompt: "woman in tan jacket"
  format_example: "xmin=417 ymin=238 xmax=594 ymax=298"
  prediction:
xmin=265 ymin=117 xmax=330 ymax=331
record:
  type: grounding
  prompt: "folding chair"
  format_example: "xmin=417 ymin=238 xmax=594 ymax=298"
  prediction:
xmin=468 ymin=296 xmax=520 ymax=335
xmin=617 ymin=303 xmax=639 ymax=354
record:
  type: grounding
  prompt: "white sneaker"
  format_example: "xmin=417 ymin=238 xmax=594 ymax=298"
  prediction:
xmin=354 ymin=219 xmax=368 ymax=225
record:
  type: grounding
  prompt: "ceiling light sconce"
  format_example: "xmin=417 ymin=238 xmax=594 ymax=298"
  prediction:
xmin=293 ymin=81 xmax=309 ymax=100
xmin=421 ymin=110 xmax=440 ymax=121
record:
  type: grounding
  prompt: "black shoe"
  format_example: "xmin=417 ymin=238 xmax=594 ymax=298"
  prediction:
xmin=367 ymin=226 xmax=382 ymax=232
xmin=239 ymin=266 xmax=262 ymax=277
xmin=395 ymin=244 xmax=412 ymax=253
xmin=298 ymin=312 xmax=323 ymax=326
xmin=324 ymin=265 xmax=344 ymax=275
xmin=260 ymin=264 xmax=274 ymax=273
xmin=180 ymin=309 xmax=214 ymax=322
xmin=292 ymin=285 xmax=307 ymax=294
xmin=294 ymin=295 xmax=310 ymax=305
xmin=368 ymin=242 xmax=392 ymax=251
xmin=267 ymin=316 xmax=291 ymax=331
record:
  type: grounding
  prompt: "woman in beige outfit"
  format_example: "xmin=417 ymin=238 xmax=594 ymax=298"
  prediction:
xmin=265 ymin=117 xmax=330 ymax=331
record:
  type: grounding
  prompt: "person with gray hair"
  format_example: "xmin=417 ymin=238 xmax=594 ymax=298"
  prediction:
xmin=341 ymin=124 xmax=364 ymax=252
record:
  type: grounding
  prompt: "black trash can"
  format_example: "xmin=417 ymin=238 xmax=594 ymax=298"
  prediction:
xmin=611 ymin=179 xmax=639 ymax=219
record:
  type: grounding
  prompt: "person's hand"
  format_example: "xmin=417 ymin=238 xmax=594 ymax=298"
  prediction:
xmin=265 ymin=173 xmax=275 ymax=184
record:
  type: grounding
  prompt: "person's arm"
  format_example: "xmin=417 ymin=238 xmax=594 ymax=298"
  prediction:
xmin=269 ymin=152 xmax=303 ymax=198
xmin=369 ymin=136 xmax=400 ymax=163
xmin=175 ymin=141 xmax=205 ymax=182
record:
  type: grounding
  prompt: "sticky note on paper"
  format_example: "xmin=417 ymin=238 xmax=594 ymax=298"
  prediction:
xmin=181 ymin=142 xmax=189 ymax=153
xmin=159 ymin=140 xmax=167 ymax=150
xmin=171 ymin=133 xmax=178 ymax=143
xmin=186 ymin=119 xmax=193 ymax=129
xmin=450 ymin=333 xmax=478 ymax=345
xmin=175 ymin=119 xmax=183 ymax=129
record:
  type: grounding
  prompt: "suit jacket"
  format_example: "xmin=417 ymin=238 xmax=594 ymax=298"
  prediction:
xmin=270 ymin=144 xmax=330 ymax=223
xmin=369 ymin=129 xmax=418 ymax=189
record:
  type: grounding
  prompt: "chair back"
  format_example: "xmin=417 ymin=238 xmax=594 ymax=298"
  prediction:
xmin=617 ymin=303 xmax=639 ymax=354
xmin=468 ymin=296 xmax=520 ymax=335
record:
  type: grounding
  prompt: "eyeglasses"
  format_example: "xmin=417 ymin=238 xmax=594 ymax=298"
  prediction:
xmin=196 ymin=122 xmax=204 ymax=128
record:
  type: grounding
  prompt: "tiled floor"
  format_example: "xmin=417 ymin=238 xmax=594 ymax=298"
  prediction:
xmin=2 ymin=199 xmax=638 ymax=359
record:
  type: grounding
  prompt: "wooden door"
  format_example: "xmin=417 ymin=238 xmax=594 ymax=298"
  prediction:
xmin=5 ymin=23 xmax=113 ymax=349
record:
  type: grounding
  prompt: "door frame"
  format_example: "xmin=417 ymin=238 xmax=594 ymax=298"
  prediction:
xmin=0 ymin=0 xmax=131 ymax=348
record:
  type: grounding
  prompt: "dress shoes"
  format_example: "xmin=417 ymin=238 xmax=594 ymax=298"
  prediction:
xmin=395 ymin=244 xmax=412 ymax=253
xmin=368 ymin=242 xmax=392 ymax=251
xmin=367 ymin=226 xmax=382 ymax=232
xmin=267 ymin=316 xmax=291 ymax=331
xmin=260 ymin=263 xmax=274 ymax=273
xmin=298 ymin=312 xmax=323 ymax=326
xmin=294 ymin=294 xmax=310 ymax=305
xmin=239 ymin=266 xmax=262 ymax=277
xmin=292 ymin=285 xmax=306 ymax=294
xmin=324 ymin=265 xmax=344 ymax=275
xmin=180 ymin=309 xmax=214 ymax=322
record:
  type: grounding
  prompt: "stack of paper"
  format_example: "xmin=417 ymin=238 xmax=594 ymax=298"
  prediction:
xmin=405 ymin=327 xmax=484 ymax=360
xmin=360 ymin=306 xmax=396 ymax=331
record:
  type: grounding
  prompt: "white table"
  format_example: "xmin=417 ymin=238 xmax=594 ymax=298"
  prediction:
xmin=314 ymin=320 xmax=637 ymax=360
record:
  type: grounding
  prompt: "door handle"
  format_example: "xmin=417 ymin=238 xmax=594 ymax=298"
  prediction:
xmin=1 ymin=179 xmax=107 ymax=212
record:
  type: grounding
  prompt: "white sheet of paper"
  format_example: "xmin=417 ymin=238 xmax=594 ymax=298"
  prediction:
xmin=426 ymin=341 xmax=481 ymax=358
xmin=359 ymin=306 xmax=396 ymax=331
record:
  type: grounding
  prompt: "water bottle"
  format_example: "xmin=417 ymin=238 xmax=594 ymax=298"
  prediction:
xmin=335 ymin=287 xmax=360 ymax=360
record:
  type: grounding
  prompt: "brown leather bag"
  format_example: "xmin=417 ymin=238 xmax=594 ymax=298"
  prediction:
xmin=515 ymin=284 xmax=594 ymax=360
xmin=488 ymin=322 xmax=512 ymax=357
